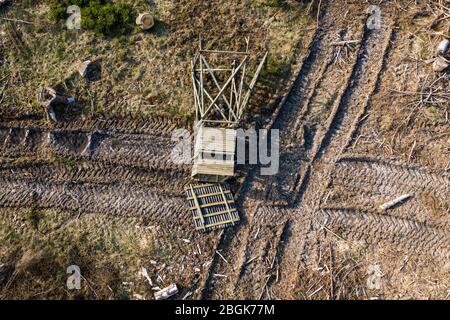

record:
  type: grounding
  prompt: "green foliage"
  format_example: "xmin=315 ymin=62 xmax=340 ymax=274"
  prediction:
xmin=262 ymin=54 xmax=291 ymax=77
xmin=52 ymin=154 xmax=76 ymax=169
xmin=48 ymin=3 xmax=67 ymax=23
xmin=26 ymin=206 xmax=43 ymax=231
xmin=265 ymin=0 xmax=283 ymax=7
xmin=48 ymin=0 xmax=134 ymax=36
xmin=252 ymin=0 xmax=285 ymax=8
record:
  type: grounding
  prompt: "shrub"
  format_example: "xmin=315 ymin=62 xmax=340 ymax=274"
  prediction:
xmin=48 ymin=0 xmax=134 ymax=36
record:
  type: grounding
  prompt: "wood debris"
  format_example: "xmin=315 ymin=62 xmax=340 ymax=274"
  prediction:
xmin=154 ymin=284 xmax=178 ymax=300
xmin=433 ymin=56 xmax=449 ymax=72
xmin=437 ymin=39 xmax=449 ymax=56
xmin=380 ymin=194 xmax=412 ymax=211
xmin=139 ymin=266 xmax=153 ymax=286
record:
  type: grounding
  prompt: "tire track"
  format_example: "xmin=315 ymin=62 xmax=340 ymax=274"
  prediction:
xmin=264 ymin=25 xmax=338 ymax=205
xmin=234 ymin=206 xmax=293 ymax=299
xmin=316 ymin=208 xmax=449 ymax=261
xmin=333 ymin=155 xmax=450 ymax=200
xmin=201 ymin=0 xmax=352 ymax=299
xmin=198 ymin=9 xmax=326 ymax=299
xmin=0 ymin=114 xmax=188 ymax=135
xmin=0 ymin=126 xmax=189 ymax=172
xmin=0 ymin=178 xmax=190 ymax=223
xmin=0 ymin=161 xmax=190 ymax=193
xmin=271 ymin=19 xmax=397 ymax=299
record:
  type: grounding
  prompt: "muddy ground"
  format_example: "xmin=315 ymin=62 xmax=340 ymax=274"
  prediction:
xmin=0 ymin=0 xmax=449 ymax=300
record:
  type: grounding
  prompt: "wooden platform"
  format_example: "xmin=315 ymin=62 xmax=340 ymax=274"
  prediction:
xmin=185 ymin=183 xmax=240 ymax=231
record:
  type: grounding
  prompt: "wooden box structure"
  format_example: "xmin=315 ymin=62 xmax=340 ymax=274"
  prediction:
xmin=192 ymin=127 xmax=236 ymax=183
xmin=186 ymin=183 xmax=239 ymax=231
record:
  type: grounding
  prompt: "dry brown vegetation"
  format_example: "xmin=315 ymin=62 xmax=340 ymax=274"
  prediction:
xmin=0 ymin=0 xmax=449 ymax=300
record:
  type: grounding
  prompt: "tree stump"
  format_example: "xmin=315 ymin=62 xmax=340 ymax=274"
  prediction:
xmin=136 ymin=13 xmax=155 ymax=31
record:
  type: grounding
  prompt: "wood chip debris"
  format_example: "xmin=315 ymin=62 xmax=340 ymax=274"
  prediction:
xmin=215 ymin=250 xmax=228 ymax=264
xmin=245 ymin=256 xmax=259 ymax=265
xmin=213 ymin=273 xmax=228 ymax=278
xmin=139 ymin=266 xmax=153 ymax=286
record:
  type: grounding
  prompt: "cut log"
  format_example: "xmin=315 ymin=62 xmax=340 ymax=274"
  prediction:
xmin=37 ymin=87 xmax=67 ymax=107
xmin=136 ymin=13 xmax=155 ymax=31
xmin=154 ymin=283 xmax=178 ymax=300
xmin=78 ymin=60 xmax=93 ymax=78
xmin=379 ymin=194 xmax=412 ymax=211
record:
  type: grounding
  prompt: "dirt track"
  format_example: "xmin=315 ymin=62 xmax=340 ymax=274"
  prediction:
xmin=0 ymin=0 xmax=448 ymax=300
xmin=197 ymin=1 xmax=449 ymax=300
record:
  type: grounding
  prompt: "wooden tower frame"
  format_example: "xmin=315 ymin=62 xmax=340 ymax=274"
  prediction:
xmin=190 ymin=37 xmax=267 ymax=183
xmin=191 ymin=37 xmax=268 ymax=128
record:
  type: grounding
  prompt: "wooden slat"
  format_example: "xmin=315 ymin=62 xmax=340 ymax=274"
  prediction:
xmin=191 ymin=183 xmax=220 ymax=189
xmin=186 ymin=190 xmax=231 ymax=200
xmin=218 ymin=183 xmax=235 ymax=226
xmin=189 ymin=199 xmax=235 ymax=210
xmin=202 ymin=218 xmax=240 ymax=229
xmin=190 ymin=184 xmax=206 ymax=231
xmin=192 ymin=208 xmax=238 ymax=220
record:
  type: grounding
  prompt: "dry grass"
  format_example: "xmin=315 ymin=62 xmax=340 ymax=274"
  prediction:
xmin=352 ymin=1 xmax=449 ymax=169
xmin=0 ymin=0 xmax=313 ymax=120
xmin=0 ymin=206 xmax=207 ymax=299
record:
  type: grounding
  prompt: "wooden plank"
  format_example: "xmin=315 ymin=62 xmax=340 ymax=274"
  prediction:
xmin=203 ymin=218 xmax=240 ymax=229
xmin=194 ymin=76 xmax=229 ymax=121
xmin=190 ymin=184 xmax=206 ymax=231
xmin=218 ymin=183 xmax=235 ymax=226
xmin=186 ymin=190 xmax=231 ymax=200
xmin=186 ymin=183 xmax=240 ymax=231
xmin=191 ymin=183 xmax=216 ymax=189
xmin=192 ymin=208 xmax=238 ymax=220
xmin=200 ymin=55 xmax=237 ymax=121
xmin=239 ymin=51 xmax=268 ymax=118
xmin=202 ymin=57 xmax=248 ymax=118
xmin=189 ymin=199 xmax=235 ymax=210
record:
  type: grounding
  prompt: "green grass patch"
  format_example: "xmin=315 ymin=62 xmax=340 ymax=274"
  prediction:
xmin=262 ymin=54 xmax=291 ymax=77
xmin=48 ymin=0 xmax=134 ymax=36
xmin=52 ymin=154 xmax=77 ymax=169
